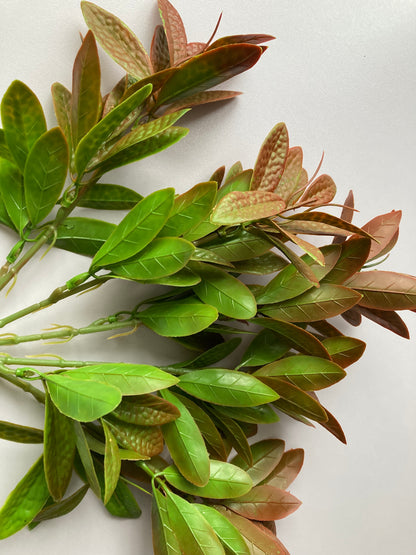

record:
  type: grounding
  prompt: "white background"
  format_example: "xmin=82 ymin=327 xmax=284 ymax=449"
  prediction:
xmin=0 ymin=1 xmax=415 ymax=554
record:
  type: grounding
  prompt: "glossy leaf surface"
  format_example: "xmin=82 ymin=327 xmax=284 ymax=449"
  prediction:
xmin=55 ymin=217 xmax=115 ymax=257
xmin=261 ymin=449 xmax=304 ymax=489
xmin=211 ymin=190 xmax=285 ymax=225
xmin=358 ymin=306 xmax=410 ymax=338
xmin=32 ymin=485 xmax=89 ymax=523
xmin=269 ymin=378 xmax=328 ymax=422
xmin=105 ymin=419 xmax=162 ymax=458
xmin=322 ymin=237 xmax=371 ymax=285
xmin=0 ymin=421 xmax=43 ymax=444
xmin=231 ymin=439 xmax=285 ymax=486
xmin=214 ymin=404 xmax=279 ymax=425
xmin=239 ymin=328 xmax=291 ymax=368
xmin=203 ymin=229 xmax=272 ymax=262
xmin=150 ymin=25 xmax=170 ymax=73
xmin=152 ymin=488 xmax=181 ymax=555
xmin=345 ymin=271 xmax=416 ymax=310
xmin=196 ymin=505 xmax=250 ymax=555
xmin=76 ymin=183 xmax=142 ymax=210
xmin=102 ymin=420 xmax=121 ymax=504
xmin=158 ymin=0 xmax=187 ymax=64
xmin=322 ymin=336 xmax=366 ymax=368
xmin=0 ymin=158 xmax=28 ymax=234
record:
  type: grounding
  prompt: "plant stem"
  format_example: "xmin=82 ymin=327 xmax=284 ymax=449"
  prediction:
xmin=119 ymin=476 xmax=152 ymax=497
xmin=0 ymin=366 xmax=45 ymax=404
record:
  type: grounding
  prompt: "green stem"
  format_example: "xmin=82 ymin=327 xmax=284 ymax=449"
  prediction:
xmin=0 ymin=366 xmax=45 ymax=404
xmin=119 ymin=476 xmax=152 ymax=497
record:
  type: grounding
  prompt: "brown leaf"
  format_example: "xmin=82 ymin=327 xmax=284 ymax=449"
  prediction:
xmin=209 ymin=34 xmax=275 ymax=49
xmin=261 ymin=449 xmax=304 ymax=489
xmin=333 ymin=189 xmax=354 ymax=243
xmin=150 ymin=25 xmax=170 ymax=73
xmin=158 ymin=0 xmax=187 ymax=64
xmin=223 ymin=485 xmax=301 ymax=521
xmin=186 ymin=42 xmax=206 ymax=56
xmin=286 ymin=211 xmax=373 ymax=239
xmin=251 ymin=122 xmax=289 ymax=192
xmin=275 ymin=146 xmax=304 ymax=202
xmin=163 ymin=90 xmax=242 ymax=114
xmin=322 ymin=237 xmax=371 ymax=285
xmin=299 ymin=174 xmax=337 ymax=207
xmin=341 ymin=307 xmax=362 ymax=326
xmin=357 ymin=210 xmax=402 ymax=262
xmin=358 ymin=306 xmax=410 ymax=338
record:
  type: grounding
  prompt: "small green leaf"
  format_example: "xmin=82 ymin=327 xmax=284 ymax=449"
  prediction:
xmin=216 ymin=169 xmax=252 ymax=202
xmin=104 ymin=418 xmax=162 ymax=457
xmin=76 ymin=183 xmax=142 ymax=210
xmin=144 ymin=267 xmax=201 ymax=287
xmin=44 ymin=393 xmax=76 ymax=501
xmin=55 ymin=217 xmax=115 ymax=257
xmin=213 ymin=414 xmax=252 ymax=466
xmin=0 ymin=158 xmax=28 ymax=234
xmin=102 ymin=420 xmax=121 ymax=504
xmin=73 ymin=423 xmax=101 ymax=497
xmin=51 ymin=83 xmax=72 ymax=155
xmin=91 ymin=188 xmax=174 ymax=268
xmin=0 ymin=80 xmax=47 ymax=172
xmin=160 ymin=389 xmax=210 ymax=487
xmin=112 ymin=394 xmax=180 ymax=426
xmin=230 ymin=439 xmax=285 ymax=486
xmin=45 ymin=373 xmax=121 ymax=422
xmin=24 ymin=128 xmax=68 ymax=225
xmin=195 ymin=504 xmax=250 ymax=555
xmin=32 ymin=485 xmax=89 ymax=523
xmin=0 ymin=456 xmax=49 ymax=539
xmin=0 ymin=420 xmax=43 ymax=444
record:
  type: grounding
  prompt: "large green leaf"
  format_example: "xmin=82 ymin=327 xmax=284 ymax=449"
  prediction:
xmin=112 ymin=394 xmax=180 ymax=426
xmin=0 ymin=421 xmax=43 ymax=444
xmin=63 ymin=363 xmax=178 ymax=396
xmin=192 ymin=263 xmax=257 ymax=319
xmin=91 ymin=188 xmax=174 ymax=268
xmin=160 ymin=390 xmax=210 ymax=487
xmin=45 ymin=373 xmax=121 ymax=422
xmin=163 ymin=460 xmax=252 ymax=499
xmin=160 ymin=181 xmax=218 ymax=237
xmin=102 ymin=420 xmax=121 ymax=504
xmin=24 ymin=128 xmax=68 ymax=225
xmin=322 ymin=336 xmax=366 ymax=368
xmin=140 ymin=299 xmax=218 ymax=337
xmin=71 ymin=30 xmax=101 ymax=148
xmin=76 ymin=183 xmax=142 ymax=210
xmin=211 ymin=190 xmax=285 ymax=225
xmin=254 ymin=355 xmax=346 ymax=391
xmin=75 ymin=85 xmax=153 ymax=175
xmin=345 ymin=271 xmax=416 ymax=310
xmin=250 ymin=122 xmax=289 ymax=192
xmin=104 ymin=418 xmax=162 ymax=457
xmin=156 ymin=44 xmax=263 ymax=107
xmin=0 ymin=456 xmax=49 ymax=539
xmin=44 ymin=393 xmax=76 ymax=501
xmin=110 ymin=237 xmax=195 ymax=281
xmin=261 ymin=284 xmax=362 ymax=322
xmin=152 ymin=488 xmax=181 ymax=555
xmin=0 ymin=158 xmax=28 ymax=234
xmin=230 ymin=439 xmax=285 ymax=486
xmin=203 ymin=229 xmax=272 ymax=262
xmin=239 ymin=328 xmax=291 ymax=368
xmin=55 ymin=217 xmax=115 ymax=257
xmin=177 ymin=368 xmax=278 ymax=407
xmin=0 ymin=80 xmax=47 ymax=172
xmin=195 ymin=505 xmax=250 ymax=555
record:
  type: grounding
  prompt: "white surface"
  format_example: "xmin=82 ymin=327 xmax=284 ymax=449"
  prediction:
xmin=0 ymin=1 xmax=415 ymax=554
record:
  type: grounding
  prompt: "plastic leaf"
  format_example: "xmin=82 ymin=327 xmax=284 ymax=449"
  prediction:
xmin=261 ymin=283 xmax=362 ymax=322
xmin=105 ymin=419 xmax=160 ymax=458
xmin=260 ymin=448 xmax=304 ymax=489
xmin=32 ymin=485 xmax=89 ymax=523
xmin=214 ymin=404 xmax=279 ymax=425
xmin=268 ymin=378 xmax=328 ymax=422
xmin=299 ymin=174 xmax=337 ymax=206
xmin=163 ymin=460 xmax=253 ymax=499
xmin=0 ymin=80 xmax=47 ymax=172
xmin=214 ymin=414 xmax=252 ymax=466
xmin=250 ymin=122 xmax=289 ymax=192
xmin=158 ymin=0 xmax=187 ymax=64
xmin=316 ymin=404 xmax=347 ymax=444
xmin=156 ymin=44 xmax=263 ymax=107
xmin=230 ymin=439 xmax=285 ymax=486
xmin=216 ymin=169 xmax=252 ymax=202
xmin=160 ymin=389 xmax=210 ymax=487
xmin=164 ymin=90 xmax=242 ymax=114
xmin=150 ymin=25 xmax=170 ymax=73
xmin=93 ymin=460 xmax=141 ymax=518
xmin=0 ymin=158 xmax=28 ymax=234
xmin=211 ymin=190 xmax=285 ymax=225
xmin=233 ymin=252 xmax=287 ymax=275
xmin=275 ymin=224 xmax=325 ymax=266
xmin=322 ymin=336 xmax=366 ymax=368
xmin=51 ymin=82 xmax=72 ymax=155
xmin=102 ymin=420 xmax=121 ymax=504
xmin=358 ymin=210 xmax=402 ymax=262
xmin=286 ymin=211 xmax=373 ymax=239
xmin=181 ymin=338 xmax=241 ymax=369
xmin=196 ymin=505 xmax=250 ymax=555
xmin=358 ymin=306 xmax=410 ymax=338
xmin=44 ymin=393 xmax=76 ymax=501
xmin=275 ymin=146 xmax=304 ymax=202
xmin=24 ymin=127 xmax=68 ymax=225
xmin=0 ymin=456 xmax=49 ymax=539
xmin=144 ymin=267 xmax=201 ymax=287
xmin=209 ymin=34 xmax=275 ymax=49
xmin=0 ymin=420 xmax=43 ymax=444
xmin=71 ymin=30 xmax=101 ymax=147
xmin=45 ymin=374 xmax=121 ymax=422
xmin=239 ymin=328 xmax=291 ymax=368
xmin=63 ymin=363 xmax=178 ymax=396
xmin=254 ymin=355 xmax=346 ymax=391
xmin=112 ymin=394 xmax=180 ymax=426
xmin=322 ymin=237 xmax=371 ymax=285
xmin=202 ymin=229 xmax=273 ymax=262
xmin=76 ymin=183 xmax=142 ymax=210
xmin=73 ymin=423 xmax=101 ymax=497
xmin=0 ymin=129 xmax=13 ymax=162
xmin=177 ymin=368 xmax=278 ymax=407
xmin=140 ymin=299 xmax=218 ymax=337
xmin=81 ymin=1 xmax=151 ymax=79
xmin=102 ymin=76 xmax=127 ymax=117
xmin=152 ymin=488 xmax=181 ymax=555
xmin=91 ymin=188 xmax=174 ymax=268
xmin=55 ymin=217 xmax=115 ymax=257
xmin=345 ymin=270 xmax=416 ymax=310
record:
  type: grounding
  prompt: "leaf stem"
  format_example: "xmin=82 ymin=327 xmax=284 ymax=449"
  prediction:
xmin=0 ymin=365 xmax=45 ymax=404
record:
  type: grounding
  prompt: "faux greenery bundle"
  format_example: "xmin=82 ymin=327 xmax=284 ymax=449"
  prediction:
xmin=0 ymin=2 xmax=414 ymax=553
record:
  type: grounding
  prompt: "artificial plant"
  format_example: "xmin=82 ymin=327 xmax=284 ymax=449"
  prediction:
xmin=0 ymin=2 xmax=414 ymax=554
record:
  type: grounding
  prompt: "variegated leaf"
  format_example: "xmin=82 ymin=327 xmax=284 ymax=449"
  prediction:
xmin=211 ymin=190 xmax=285 ymax=225
xmin=251 ymin=122 xmax=289 ymax=192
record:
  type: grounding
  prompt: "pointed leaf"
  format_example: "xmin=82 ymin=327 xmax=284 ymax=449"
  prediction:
xmin=0 ymin=80 xmax=47 ymax=172
xmin=181 ymin=338 xmax=241 ymax=369
xmin=158 ymin=0 xmax=187 ymax=64
xmin=94 ymin=460 xmax=141 ymax=518
xmin=275 ymin=224 xmax=325 ymax=265
xmin=358 ymin=210 xmax=402 ymax=262
xmin=105 ymin=418 xmax=161 ymax=457
xmin=275 ymin=146 xmax=304 ymax=202
xmin=260 ymin=448 xmax=304 ymax=489
xmin=91 ymin=188 xmax=174 ymax=268
xmin=51 ymin=82 xmax=72 ymax=154
xmin=299 ymin=174 xmax=336 ymax=206
xmin=73 ymin=423 xmax=101 ymax=497
xmin=213 ymin=414 xmax=252 ymax=466
xmin=24 ymin=127 xmax=68 ymax=225
xmin=210 ymin=165 xmax=226 ymax=186
xmin=358 ymin=306 xmax=410 ymax=338
xmin=32 ymin=485 xmax=89 ymax=523
xmin=239 ymin=328 xmax=291 ymax=368
xmin=152 ymin=488 xmax=181 ymax=555
xmin=261 ymin=284 xmax=362 ymax=322
xmin=102 ymin=420 xmax=121 ymax=504
xmin=196 ymin=505 xmax=250 ymax=555
xmin=315 ymin=403 xmax=347 ymax=444
xmin=76 ymin=183 xmax=142 ymax=210
xmin=322 ymin=237 xmax=371 ymax=285
xmin=0 ymin=421 xmax=43 ymax=444
xmin=267 ymin=378 xmax=328 ymax=422
xmin=164 ymin=90 xmax=242 ymax=114
xmin=81 ymin=1 xmax=151 ymax=79
xmin=0 ymin=158 xmax=28 ymax=234
xmin=286 ymin=211 xmax=373 ymax=239
xmin=209 ymin=34 xmax=275 ymax=49
xmin=150 ymin=25 xmax=170 ymax=73
xmin=55 ymin=217 xmax=115 ymax=257
xmin=160 ymin=389 xmax=210 ymax=486
xmin=254 ymin=355 xmax=346 ymax=391
xmin=214 ymin=404 xmax=279 ymax=425
xmin=322 ymin=336 xmax=366 ymax=368
xmin=44 ymin=393 xmax=76 ymax=501
xmin=230 ymin=439 xmax=285 ymax=486
xmin=251 ymin=122 xmax=289 ymax=192
xmin=211 ymin=190 xmax=285 ymax=225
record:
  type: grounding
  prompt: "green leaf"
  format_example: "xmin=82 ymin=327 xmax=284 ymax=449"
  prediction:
xmin=214 ymin=404 xmax=279 ymax=425
xmin=230 ymin=439 xmax=285 ymax=486
xmin=160 ymin=181 xmax=218 ymax=237
xmin=322 ymin=336 xmax=366 ymax=368
xmin=211 ymin=190 xmax=285 ymax=225
xmin=163 ymin=460 xmax=253 ymax=499
xmin=0 ymin=129 xmax=14 ymax=161
xmin=203 ymin=229 xmax=272 ymax=262
xmin=322 ymin=237 xmax=371 ymax=285
xmin=112 ymin=394 xmax=180 ymax=426
xmin=152 ymin=488 xmax=181 ymax=555
xmin=260 ymin=448 xmax=304 ymax=489
xmin=0 ymin=420 xmax=43 ymax=444
xmin=181 ymin=338 xmax=241 ymax=369
xmin=110 ymin=237 xmax=195 ymax=281
xmin=239 ymin=328 xmax=291 ymax=368
xmin=94 ymin=460 xmax=141 ymax=518
xmin=156 ymin=44 xmax=263 ymax=107
xmin=196 ymin=505 xmax=250 ymax=555
xmin=75 ymin=85 xmax=153 ymax=175
xmin=91 ymin=188 xmax=174 ymax=268
xmin=76 ymin=183 xmax=143 ymax=210
xmin=82 ymin=1 xmax=151 ymax=79
xmin=24 ymin=127 xmax=69 ymax=225
xmin=64 ymin=363 xmax=178 ymax=396
xmin=223 ymin=484 xmax=301 ymax=521
xmin=104 ymin=418 xmax=162 ymax=457
xmin=254 ymin=355 xmax=346 ymax=391
xmin=32 ymin=485 xmax=89 ymax=523
xmin=140 ymin=299 xmax=218 ymax=337
xmin=192 ymin=263 xmax=257 ymax=319
xmin=232 ymin=251 xmax=287 ymax=275
xmin=144 ymin=267 xmax=201 ymax=287
xmin=0 ymin=158 xmax=28 ymax=234
xmin=45 ymin=373 xmax=121 ymax=422
xmin=0 ymin=80 xmax=47 ymax=172
xmin=55 ymin=217 xmax=115 ymax=257
xmin=216 ymin=169 xmax=252 ymax=202
xmin=73 ymin=423 xmax=101 ymax=497
xmin=261 ymin=284 xmax=362 ymax=322
xmin=51 ymin=83 xmax=72 ymax=154
xmin=44 ymin=393 xmax=76 ymax=501
xmin=71 ymin=30 xmax=101 ymax=148
xmin=0 ymin=456 xmax=49 ymax=539
xmin=252 ymin=318 xmax=331 ymax=359
xmin=213 ymin=414 xmax=252 ymax=466
xmin=160 ymin=389 xmax=210 ymax=487
xmin=345 ymin=271 xmax=416 ymax=310
xmin=177 ymin=368 xmax=278 ymax=407
xmin=158 ymin=0 xmax=187 ymax=64
xmin=268 ymin=378 xmax=329 ymax=422
xmin=251 ymin=122 xmax=289 ymax=192
xmin=191 ymin=248 xmax=234 ymax=268
xmin=102 ymin=420 xmax=121 ymax=504
xmin=165 ymin=490 xmax=225 ymax=554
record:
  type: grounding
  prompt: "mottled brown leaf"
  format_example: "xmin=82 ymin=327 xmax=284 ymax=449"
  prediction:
xmin=251 ymin=122 xmax=289 ymax=192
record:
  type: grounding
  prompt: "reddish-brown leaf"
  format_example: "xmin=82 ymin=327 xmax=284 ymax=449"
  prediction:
xmin=308 ymin=394 xmax=347 ymax=444
xmin=223 ymin=485 xmax=301 ymax=521
xmin=356 ymin=210 xmax=402 ymax=262
xmin=150 ymin=25 xmax=170 ymax=73
xmin=211 ymin=190 xmax=285 ymax=225
xmin=275 ymin=146 xmax=303 ymax=202
xmin=261 ymin=448 xmax=304 ymax=489
xmin=163 ymin=90 xmax=242 ymax=114
xmin=333 ymin=189 xmax=354 ymax=243
xmin=275 ymin=224 xmax=325 ymax=266
xmin=345 ymin=271 xmax=416 ymax=310
xmin=158 ymin=0 xmax=187 ymax=64
xmin=341 ymin=307 xmax=362 ymax=326
xmin=358 ymin=306 xmax=410 ymax=338
xmin=286 ymin=211 xmax=373 ymax=239
xmin=279 ymin=219 xmax=351 ymax=237
xmin=322 ymin=237 xmax=371 ymax=285
xmin=299 ymin=174 xmax=337 ymax=207
xmin=322 ymin=336 xmax=366 ymax=368
xmin=266 ymin=378 xmax=329 ymax=422
xmin=186 ymin=42 xmax=206 ymax=56
xmin=209 ymin=34 xmax=275 ymax=50
xmin=251 ymin=122 xmax=289 ymax=192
